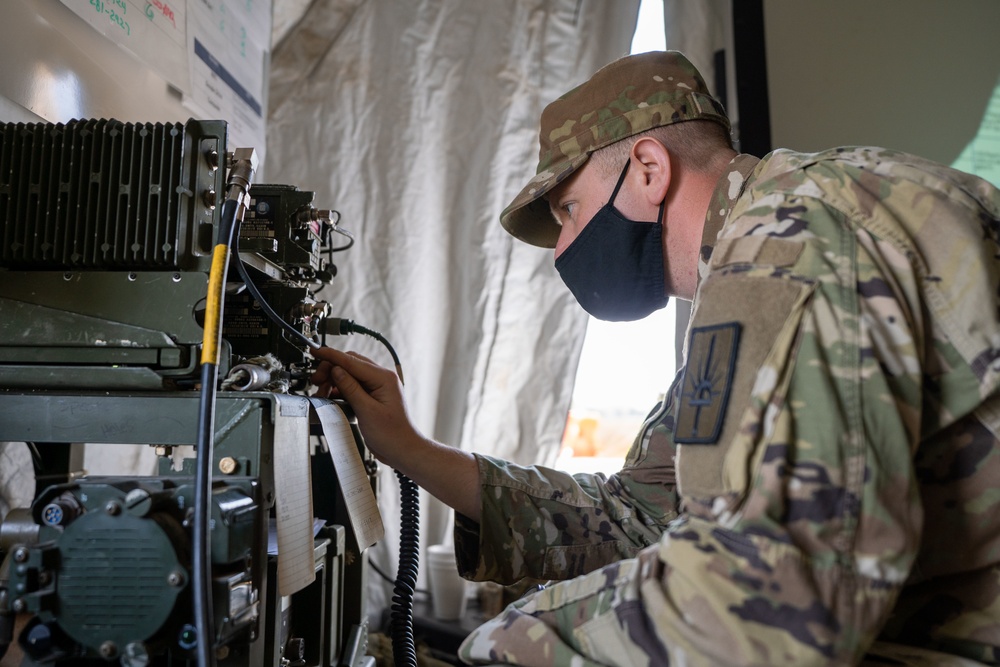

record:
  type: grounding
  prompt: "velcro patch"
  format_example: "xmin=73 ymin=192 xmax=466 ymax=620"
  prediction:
xmin=675 ymin=322 xmax=741 ymax=444
xmin=712 ymin=236 xmax=803 ymax=269
xmin=676 ymin=275 xmax=813 ymax=498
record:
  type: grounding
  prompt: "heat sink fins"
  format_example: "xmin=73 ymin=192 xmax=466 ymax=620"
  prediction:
xmin=0 ymin=119 xmax=187 ymax=269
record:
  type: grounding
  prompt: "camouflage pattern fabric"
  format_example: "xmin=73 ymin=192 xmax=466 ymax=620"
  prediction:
xmin=500 ymin=50 xmax=730 ymax=249
xmin=458 ymin=148 xmax=1000 ymax=665
xmin=453 ymin=393 xmax=680 ymax=585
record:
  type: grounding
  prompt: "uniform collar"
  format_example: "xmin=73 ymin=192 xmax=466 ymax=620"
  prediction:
xmin=697 ymin=153 xmax=761 ymax=285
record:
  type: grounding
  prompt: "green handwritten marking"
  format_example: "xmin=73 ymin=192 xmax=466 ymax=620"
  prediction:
xmin=90 ymin=0 xmax=131 ymax=36
xmin=143 ymin=0 xmax=177 ymax=27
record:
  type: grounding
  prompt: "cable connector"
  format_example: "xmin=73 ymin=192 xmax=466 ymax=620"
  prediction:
xmin=319 ymin=317 xmax=355 ymax=336
xmin=318 ymin=318 xmax=404 ymax=384
xmin=297 ymin=207 xmax=340 ymax=225
xmin=226 ymin=147 xmax=259 ymax=202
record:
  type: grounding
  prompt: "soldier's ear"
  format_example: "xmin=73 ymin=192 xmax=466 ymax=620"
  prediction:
xmin=630 ymin=137 xmax=671 ymax=208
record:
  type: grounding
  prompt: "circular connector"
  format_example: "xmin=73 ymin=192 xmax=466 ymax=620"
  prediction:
xmin=41 ymin=504 xmax=65 ymax=526
xmin=24 ymin=620 xmax=50 ymax=650
xmin=178 ymin=624 xmax=198 ymax=650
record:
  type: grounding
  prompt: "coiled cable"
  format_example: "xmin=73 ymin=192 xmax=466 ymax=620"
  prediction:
xmin=391 ymin=471 xmax=419 ymax=667
xmin=322 ymin=319 xmax=416 ymax=667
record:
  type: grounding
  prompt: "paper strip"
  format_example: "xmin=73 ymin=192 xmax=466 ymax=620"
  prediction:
xmin=309 ymin=398 xmax=384 ymax=550
xmin=271 ymin=394 xmax=315 ymax=596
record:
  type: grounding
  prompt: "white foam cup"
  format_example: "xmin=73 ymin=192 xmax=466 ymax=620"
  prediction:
xmin=426 ymin=544 xmax=468 ymax=620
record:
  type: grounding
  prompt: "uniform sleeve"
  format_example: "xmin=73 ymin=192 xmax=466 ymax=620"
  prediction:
xmin=459 ymin=200 xmax=928 ymax=665
xmin=455 ymin=394 xmax=682 ymax=585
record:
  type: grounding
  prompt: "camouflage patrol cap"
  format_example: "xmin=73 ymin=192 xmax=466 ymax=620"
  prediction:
xmin=501 ymin=50 xmax=731 ymax=248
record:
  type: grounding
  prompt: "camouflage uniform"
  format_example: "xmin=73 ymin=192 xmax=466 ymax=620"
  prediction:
xmin=453 ymin=397 xmax=682 ymax=583
xmin=458 ymin=147 xmax=1000 ymax=665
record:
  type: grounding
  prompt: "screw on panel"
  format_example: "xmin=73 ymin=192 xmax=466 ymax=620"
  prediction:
xmin=12 ymin=598 xmax=26 ymax=613
xmin=13 ymin=547 xmax=28 ymax=563
xmin=105 ymin=501 xmax=121 ymax=516
xmin=122 ymin=642 xmax=150 ymax=667
xmin=218 ymin=457 xmax=238 ymax=475
xmin=167 ymin=570 xmax=185 ymax=587
xmin=125 ymin=489 xmax=152 ymax=517
xmin=99 ymin=641 xmax=118 ymax=659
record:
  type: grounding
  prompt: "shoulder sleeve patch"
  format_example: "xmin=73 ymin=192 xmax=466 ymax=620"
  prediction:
xmin=677 ymin=275 xmax=814 ymax=498
xmin=675 ymin=322 xmax=741 ymax=444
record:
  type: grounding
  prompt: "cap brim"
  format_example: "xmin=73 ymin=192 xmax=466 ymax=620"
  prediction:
xmin=500 ymin=153 xmax=591 ymax=249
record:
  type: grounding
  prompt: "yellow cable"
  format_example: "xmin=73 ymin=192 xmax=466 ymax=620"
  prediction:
xmin=200 ymin=244 xmax=230 ymax=366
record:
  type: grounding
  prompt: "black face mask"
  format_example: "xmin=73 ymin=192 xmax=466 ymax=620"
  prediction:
xmin=554 ymin=161 xmax=668 ymax=322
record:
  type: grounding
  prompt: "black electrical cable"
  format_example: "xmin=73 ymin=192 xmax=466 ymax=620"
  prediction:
xmin=318 ymin=210 xmax=353 ymax=256
xmin=320 ymin=318 xmax=405 ymax=384
xmin=193 ymin=363 xmax=219 ymax=667
xmin=391 ymin=471 xmax=419 ymax=667
xmin=368 ymin=558 xmax=429 ymax=598
xmin=193 ymin=196 xmax=242 ymax=667
xmin=232 ymin=233 xmax=320 ymax=352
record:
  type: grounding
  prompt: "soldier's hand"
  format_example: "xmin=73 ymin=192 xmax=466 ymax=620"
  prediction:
xmin=310 ymin=347 xmax=421 ymax=465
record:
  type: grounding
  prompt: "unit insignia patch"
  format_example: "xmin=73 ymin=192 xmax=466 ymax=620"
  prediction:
xmin=675 ymin=322 xmax=741 ymax=444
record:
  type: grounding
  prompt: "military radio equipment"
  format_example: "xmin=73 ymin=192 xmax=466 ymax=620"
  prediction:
xmin=0 ymin=119 xmax=342 ymax=390
xmin=0 ymin=119 xmax=377 ymax=667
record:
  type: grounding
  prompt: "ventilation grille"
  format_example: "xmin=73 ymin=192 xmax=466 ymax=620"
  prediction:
xmin=0 ymin=119 xmax=188 ymax=269
xmin=60 ymin=526 xmax=168 ymax=626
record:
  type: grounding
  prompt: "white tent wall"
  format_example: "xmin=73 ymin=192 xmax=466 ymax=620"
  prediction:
xmin=266 ymin=0 xmax=642 ymax=613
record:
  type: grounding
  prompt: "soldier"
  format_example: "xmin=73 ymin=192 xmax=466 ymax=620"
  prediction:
xmin=313 ymin=50 xmax=1000 ymax=664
